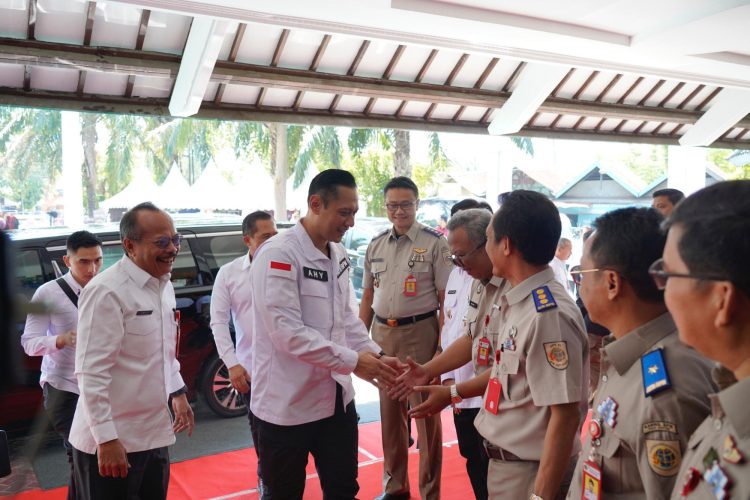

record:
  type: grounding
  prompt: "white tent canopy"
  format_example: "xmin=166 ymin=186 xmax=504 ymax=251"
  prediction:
xmin=100 ymin=166 xmax=160 ymax=210
xmin=189 ymin=160 xmax=246 ymax=211
xmin=157 ymin=164 xmax=194 ymax=210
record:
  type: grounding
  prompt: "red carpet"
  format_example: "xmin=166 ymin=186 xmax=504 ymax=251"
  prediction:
xmin=14 ymin=410 xmax=471 ymax=499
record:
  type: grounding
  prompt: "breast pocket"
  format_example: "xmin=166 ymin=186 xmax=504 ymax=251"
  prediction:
xmin=407 ymin=262 xmax=431 ymax=275
xmin=300 ymin=280 xmax=333 ymax=329
xmin=122 ymin=316 xmax=158 ymax=358
xmin=499 ymin=351 xmax=528 ymax=402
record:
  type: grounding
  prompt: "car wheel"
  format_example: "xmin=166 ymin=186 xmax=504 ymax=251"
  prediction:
xmin=201 ymin=355 xmax=247 ymax=418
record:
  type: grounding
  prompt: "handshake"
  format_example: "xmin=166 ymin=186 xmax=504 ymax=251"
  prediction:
xmin=353 ymin=352 xmax=452 ymax=419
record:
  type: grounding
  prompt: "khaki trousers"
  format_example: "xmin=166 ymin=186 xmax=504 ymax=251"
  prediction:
xmin=373 ymin=315 xmax=442 ymax=500
xmin=487 ymin=456 xmax=576 ymax=500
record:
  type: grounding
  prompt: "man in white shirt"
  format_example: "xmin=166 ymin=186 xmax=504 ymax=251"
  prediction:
xmin=550 ymin=237 xmax=574 ymax=297
xmin=210 ymin=210 xmax=277 ymax=491
xmin=21 ymin=230 xmax=103 ymax=500
xmin=69 ymin=202 xmax=194 ymax=500
xmin=250 ymin=169 xmax=403 ymax=499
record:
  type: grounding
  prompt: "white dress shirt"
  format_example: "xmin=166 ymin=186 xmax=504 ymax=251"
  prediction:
xmin=210 ymin=253 xmax=254 ymax=371
xmin=550 ymin=257 xmax=574 ymax=297
xmin=249 ymin=221 xmax=381 ymax=426
xmin=21 ymin=272 xmax=82 ymax=395
xmin=440 ymin=267 xmax=483 ymax=409
xmin=69 ymin=256 xmax=185 ymax=454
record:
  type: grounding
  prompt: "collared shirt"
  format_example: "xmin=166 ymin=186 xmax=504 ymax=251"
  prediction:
xmin=364 ymin=221 xmax=453 ymax=318
xmin=210 ymin=252 xmax=253 ymax=371
xmin=250 ymin=221 xmax=381 ymax=426
xmin=69 ymin=256 xmax=184 ymax=455
xmin=21 ymin=272 xmax=82 ymax=394
xmin=467 ymin=276 xmax=509 ymax=376
xmin=440 ymin=267 xmax=482 ymax=409
xmin=474 ymin=267 xmax=588 ymax=460
xmin=550 ymin=256 xmax=573 ymax=297
xmin=669 ymin=377 xmax=750 ymax=500
xmin=568 ymin=313 xmax=716 ymax=499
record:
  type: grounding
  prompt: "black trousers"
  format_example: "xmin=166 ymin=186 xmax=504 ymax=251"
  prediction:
xmin=72 ymin=446 xmax=169 ymax=500
xmin=454 ymin=407 xmax=489 ymax=500
xmin=239 ymin=391 xmax=261 ymax=478
xmin=43 ymin=383 xmax=79 ymax=500
xmin=255 ymin=384 xmax=359 ymax=500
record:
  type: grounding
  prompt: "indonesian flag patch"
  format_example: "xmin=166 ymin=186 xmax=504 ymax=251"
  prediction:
xmin=270 ymin=261 xmax=292 ymax=271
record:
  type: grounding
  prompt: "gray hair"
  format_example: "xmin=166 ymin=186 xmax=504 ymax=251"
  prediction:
xmin=557 ymin=237 xmax=572 ymax=250
xmin=119 ymin=201 xmax=162 ymax=241
xmin=447 ymin=208 xmax=491 ymax=245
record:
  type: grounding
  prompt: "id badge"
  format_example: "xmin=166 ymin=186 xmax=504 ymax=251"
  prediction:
xmin=403 ymin=274 xmax=417 ymax=297
xmin=476 ymin=336 xmax=491 ymax=366
xmin=581 ymin=460 xmax=602 ymax=500
xmin=485 ymin=376 xmax=501 ymax=415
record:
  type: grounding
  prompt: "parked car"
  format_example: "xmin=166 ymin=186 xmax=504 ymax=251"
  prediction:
xmin=342 ymin=217 xmax=391 ymax=300
xmin=2 ymin=220 xmax=292 ymax=430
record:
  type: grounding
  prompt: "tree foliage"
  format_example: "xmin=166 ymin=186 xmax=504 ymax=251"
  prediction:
xmin=621 ymin=144 xmax=667 ymax=184
xmin=706 ymin=148 xmax=750 ymax=179
xmin=344 ymin=150 xmax=393 ymax=217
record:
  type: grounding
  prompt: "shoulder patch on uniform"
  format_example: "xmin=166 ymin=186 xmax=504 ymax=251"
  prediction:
xmin=532 ymin=286 xmax=557 ymax=312
xmin=543 ymin=341 xmax=569 ymax=370
xmin=643 ymin=421 xmax=678 ymax=434
xmin=646 ymin=440 xmax=682 ymax=477
xmin=641 ymin=348 xmax=672 ymax=397
xmin=422 ymin=226 xmax=442 ymax=238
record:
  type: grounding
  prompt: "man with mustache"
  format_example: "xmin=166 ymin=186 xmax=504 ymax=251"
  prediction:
xmin=69 ymin=202 xmax=194 ymax=500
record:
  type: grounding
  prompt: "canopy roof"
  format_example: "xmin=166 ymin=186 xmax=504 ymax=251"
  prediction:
xmin=1 ymin=1 xmax=749 ymax=149
xmin=100 ymin=165 xmax=159 ymax=209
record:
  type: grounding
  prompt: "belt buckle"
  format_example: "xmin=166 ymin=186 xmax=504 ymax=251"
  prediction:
xmin=387 ymin=318 xmax=398 ymax=327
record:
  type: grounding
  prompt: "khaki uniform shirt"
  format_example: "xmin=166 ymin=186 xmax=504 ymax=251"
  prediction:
xmin=670 ymin=377 xmax=750 ymax=500
xmin=474 ymin=267 xmax=588 ymax=460
xmin=568 ymin=313 xmax=716 ymax=500
xmin=465 ymin=276 xmax=509 ymax=376
xmin=364 ymin=221 xmax=453 ymax=318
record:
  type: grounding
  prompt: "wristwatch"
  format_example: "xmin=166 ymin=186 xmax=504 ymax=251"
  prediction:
xmin=529 ymin=494 xmax=543 ymax=500
xmin=450 ymin=384 xmax=463 ymax=406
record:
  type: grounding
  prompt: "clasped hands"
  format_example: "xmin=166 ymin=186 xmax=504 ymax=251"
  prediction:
xmin=354 ymin=352 xmax=451 ymax=419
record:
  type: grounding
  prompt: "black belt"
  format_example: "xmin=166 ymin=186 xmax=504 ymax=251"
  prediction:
xmin=483 ymin=440 xmax=535 ymax=462
xmin=374 ymin=311 xmax=436 ymax=328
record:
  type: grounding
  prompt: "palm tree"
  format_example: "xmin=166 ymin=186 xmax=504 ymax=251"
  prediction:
xmin=233 ymin=123 xmax=341 ymax=219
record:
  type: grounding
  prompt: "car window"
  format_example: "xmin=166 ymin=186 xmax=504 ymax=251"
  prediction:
xmin=101 ymin=244 xmax=124 ymax=272
xmin=349 ymin=228 xmax=371 ymax=251
xmin=16 ymin=249 xmax=44 ymax=298
xmin=193 ymin=234 xmax=246 ymax=276
xmin=171 ymin=243 xmax=201 ymax=288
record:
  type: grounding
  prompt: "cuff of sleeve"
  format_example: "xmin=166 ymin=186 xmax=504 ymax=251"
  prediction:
xmin=222 ymin=352 xmax=240 ymax=370
xmin=91 ymin=421 xmax=118 ymax=445
xmin=335 ymin=348 xmax=359 ymax=375
xmin=441 ymin=371 xmax=456 ymax=383
xmin=167 ymin=374 xmax=186 ymax=395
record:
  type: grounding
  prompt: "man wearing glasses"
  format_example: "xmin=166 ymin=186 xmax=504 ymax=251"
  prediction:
xmin=360 ymin=176 xmax=453 ymax=500
xmin=69 ymin=202 xmax=194 ymax=499
xmin=567 ymin=207 xmax=715 ymax=499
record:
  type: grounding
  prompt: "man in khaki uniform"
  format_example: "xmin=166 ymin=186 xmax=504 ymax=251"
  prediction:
xmin=360 ymin=177 xmax=453 ymax=500
xmin=473 ymin=190 xmax=589 ymax=500
xmin=567 ymin=207 xmax=715 ymax=499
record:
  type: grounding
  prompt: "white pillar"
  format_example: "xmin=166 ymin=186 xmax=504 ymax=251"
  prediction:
xmin=486 ymin=147 xmax=513 ymax=209
xmin=61 ymin=111 xmax=84 ymax=227
xmin=667 ymin=146 xmax=706 ymax=196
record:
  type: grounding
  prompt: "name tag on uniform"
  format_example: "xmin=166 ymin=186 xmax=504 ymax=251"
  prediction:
xmin=136 ymin=310 xmax=153 ymax=316
xmin=303 ymin=267 xmax=328 ymax=281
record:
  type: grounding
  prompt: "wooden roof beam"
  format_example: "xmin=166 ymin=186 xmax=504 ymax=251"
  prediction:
xmin=215 ymin=23 xmax=247 ymax=105
xmin=293 ymin=33 xmax=331 ymax=110
xmin=125 ymin=9 xmax=151 ymax=98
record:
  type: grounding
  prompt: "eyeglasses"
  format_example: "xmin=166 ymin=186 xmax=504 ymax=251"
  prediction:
xmin=151 ymin=234 xmax=183 ymax=249
xmin=451 ymin=240 xmax=486 ymax=268
xmin=648 ymin=258 xmax=727 ymax=290
xmin=385 ymin=201 xmax=417 ymax=212
xmin=568 ymin=266 xmax=620 ymax=286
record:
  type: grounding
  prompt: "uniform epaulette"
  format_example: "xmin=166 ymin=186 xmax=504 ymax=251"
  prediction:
xmin=422 ymin=226 xmax=442 ymax=238
xmin=641 ymin=348 xmax=672 ymax=397
xmin=371 ymin=229 xmax=390 ymax=241
xmin=532 ymin=286 xmax=557 ymax=312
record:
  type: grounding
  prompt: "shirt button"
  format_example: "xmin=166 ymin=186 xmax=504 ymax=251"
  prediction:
xmin=714 ymin=419 xmax=722 ymax=431
xmin=602 ymin=375 xmax=608 ymax=383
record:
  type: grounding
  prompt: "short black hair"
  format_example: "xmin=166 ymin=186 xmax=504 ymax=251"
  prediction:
xmin=242 ymin=211 xmax=273 ymax=237
xmin=653 ymin=188 xmax=685 ymax=205
xmin=490 ymin=190 xmax=560 ymax=266
xmin=383 ymin=176 xmax=418 ymax=198
xmin=664 ymin=180 xmax=750 ymax=297
xmin=308 ymin=169 xmax=357 ymax=207
xmin=66 ymin=230 xmax=102 ymax=253
xmin=450 ymin=198 xmax=493 ymax=216
xmin=590 ymin=207 xmax=665 ymax=302
xmin=119 ymin=201 xmax=162 ymax=241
